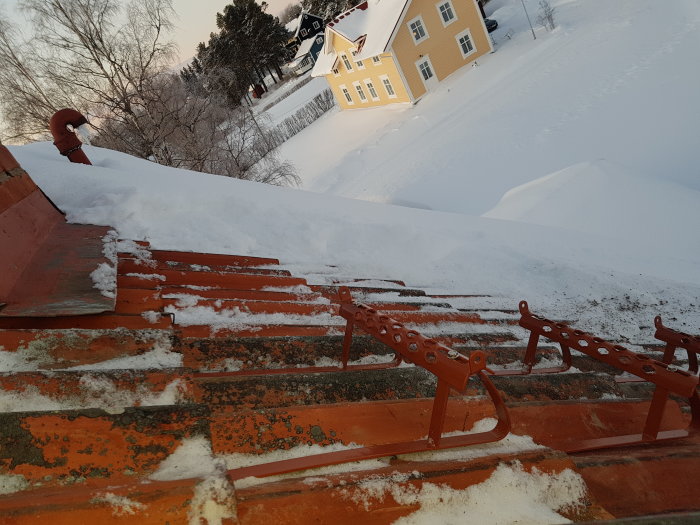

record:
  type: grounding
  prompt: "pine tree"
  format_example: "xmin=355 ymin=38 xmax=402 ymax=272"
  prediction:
xmin=301 ymin=0 xmax=356 ymax=22
xmin=188 ymin=0 xmax=289 ymax=106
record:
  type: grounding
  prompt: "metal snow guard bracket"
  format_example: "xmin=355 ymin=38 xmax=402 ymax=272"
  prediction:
xmin=226 ymin=287 xmax=511 ymax=482
xmin=337 ymin=286 xmax=478 ymax=391
xmin=517 ymin=301 xmax=700 ymax=452
xmin=655 ymin=316 xmax=700 ymax=375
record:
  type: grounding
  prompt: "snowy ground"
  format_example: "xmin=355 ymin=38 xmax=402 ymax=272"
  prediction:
xmin=8 ymin=0 xmax=700 ymax=345
xmin=279 ymin=0 xmax=700 ymax=216
xmin=257 ymin=76 xmax=330 ymax=126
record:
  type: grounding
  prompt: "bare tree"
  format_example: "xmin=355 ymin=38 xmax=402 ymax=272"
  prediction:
xmin=93 ymin=73 xmax=299 ymax=186
xmin=0 ymin=0 xmax=298 ymax=186
xmin=279 ymin=3 xmax=302 ymax=25
xmin=0 ymin=0 xmax=176 ymax=143
xmin=536 ymin=0 xmax=556 ymax=31
xmin=0 ymin=16 xmax=70 ymax=141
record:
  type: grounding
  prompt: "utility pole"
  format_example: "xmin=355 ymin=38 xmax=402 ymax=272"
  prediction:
xmin=521 ymin=0 xmax=536 ymax=40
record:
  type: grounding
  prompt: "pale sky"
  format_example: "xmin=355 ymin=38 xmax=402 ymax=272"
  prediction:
xmin=0 ymin=0 xmax=295 ymax=64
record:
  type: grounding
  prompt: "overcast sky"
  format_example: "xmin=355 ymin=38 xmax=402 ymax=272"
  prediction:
xmin=0 ymin=0 xmax=294 ymax=64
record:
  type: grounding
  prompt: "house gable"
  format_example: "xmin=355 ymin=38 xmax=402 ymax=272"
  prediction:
xmin=389 ymin=0 xmax=491 ymax=100
xmin=296 ymin=12 xmax=325 ymax=42
xmin=313 ymin=23 xmax=412 ymax=110
xmin=314 ymin=0 xmax=489 ymax=109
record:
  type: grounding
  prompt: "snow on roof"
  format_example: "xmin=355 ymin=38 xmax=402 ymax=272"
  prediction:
xmin=328 ymin=0 xmax=409 ymax=60
xmin=290 ymin=10 xmax=324 ymax=39
xmin=310 ymin=40 xmax=338 ymax=76
xmin=294 ymin=35 xmax=318 ymax=60
xmin=285 ymin=17 xmax=300 ymax=35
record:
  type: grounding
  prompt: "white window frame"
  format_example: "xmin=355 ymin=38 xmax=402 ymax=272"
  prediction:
xmin=313 ymin=21 xmax=320 ymax=29
xmin=436 ymin=0 xmax=457 ymax=27
xmin=339 ymin=84 xmax=354 ymax=105
xmin=341 ymin=53 xmax=353 ymax=71
xmin=364 ymin=78 xmax=379 ymax=101
xmin=372 ymin=55 xmax=381 ymax=65
xmin=379 ymin=74 xmax=397 ymax=99
xmin=406 ymin=15 xmax=429 ymax=44
xmin=316 ymin=36 xmax=323 ymax=45
xmin=351 ymin=50 xmax=365 ymax=69
xmin=301 ymin=28 xmax=308 ymax=37
xmin=353 ymin=81 xmax=368 ymax=103
xmin=455 ymin=29 xmax=476 ymax=59
xmin=415 ymin=56 xmax=436 ymax=85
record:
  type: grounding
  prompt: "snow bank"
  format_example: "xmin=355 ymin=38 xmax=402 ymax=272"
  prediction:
xmin=483 ymin=160 xmax=700 ymax=253
xmin=150 ymin=436 xmax=223 ymax=481
xmin=7 ymin=0 xmax=700 ymax=347
xmin=9 ymin=139 xmax=700 ymax=345
xmin=390 ymin=461 xmax=587 ymax=525
xmin=283 ymin=0 xmax=700 ymax=217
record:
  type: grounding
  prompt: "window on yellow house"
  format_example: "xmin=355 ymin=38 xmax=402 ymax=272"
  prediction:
xmin=408 ymin=16 xmax=428 ymax=43
xmin=418 ymin=60 xmax=434 ymax=81
xmin=351 ymin=50 xmax=365 ymax=69
xmin=365 ymin=80 xmax=379 ymax=100
xmin=456 ymin=29 xmax=475 ymax=58
xmin=354 ymin=82 xmax=368 ymax=102
xmin=380 ymin=75 xmax=397 ymax=98
xmin=437 ymin=0 xmax=456 ymax=26
xmin=340 ymin=85 xmax=354 ymax=104
xmin=341 ymin=54 xmax=353 ymax=71
xmin=372 ymin=56 xmax=381 ymax=64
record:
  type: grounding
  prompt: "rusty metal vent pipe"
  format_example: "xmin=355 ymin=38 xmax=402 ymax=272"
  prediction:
xmin=49 ymin=109 xmax=92 ymax=165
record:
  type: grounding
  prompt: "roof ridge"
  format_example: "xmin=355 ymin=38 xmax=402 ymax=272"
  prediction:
xmin=328 ymin=0 xmax=368 ymax=27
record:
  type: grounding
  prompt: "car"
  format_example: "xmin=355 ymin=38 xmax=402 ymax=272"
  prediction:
xmin=485 ymin=18 xmax=498 ymax=33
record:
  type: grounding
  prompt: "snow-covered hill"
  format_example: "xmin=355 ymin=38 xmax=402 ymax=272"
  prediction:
xmin=278 ymin=0 xmax=700 ymax=217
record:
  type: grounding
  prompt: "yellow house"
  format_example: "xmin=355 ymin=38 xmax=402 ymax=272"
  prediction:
xmin=311 ymin=0 xmax=492 ymax=109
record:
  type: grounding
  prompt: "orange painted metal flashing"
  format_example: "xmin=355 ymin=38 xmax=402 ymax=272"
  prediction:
xmin=160 ymin=286 xmax=322 ymax=302
xmin=0 ymin=173 xmax=62 ymax=300
xmin=0 ymin=149 xmax=115 ymax=317
xmin=0 ymin=143 xmax=21 ymax=172
xmin=0 ymin=475 xmax=212 ymax=524
xmin=0 ymin=408 xmax=206 ymax=486
xmin=178 ymin=324 xmax=343 ymax=339
xmin=0 ymin=369 xmax=192 ymax=404
xmin=234 ymin=452 xmax=610 ymax=524
xmin=210 ymin=398 xmax=686 ymax=456
xmin=148 ymin=249 xmax=279 ymax=267
xmin=0 ymin=328 xmax=173 ymax=368
xmin=164 ymin=297 xmax=333 ymax=316
xmin=574 ymin=436 xmax=700 ymax=518
xmin=0 ymin=313 xmax=172 ymax=330
xmin=0 ymin=450 xmax=609 ymax=525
